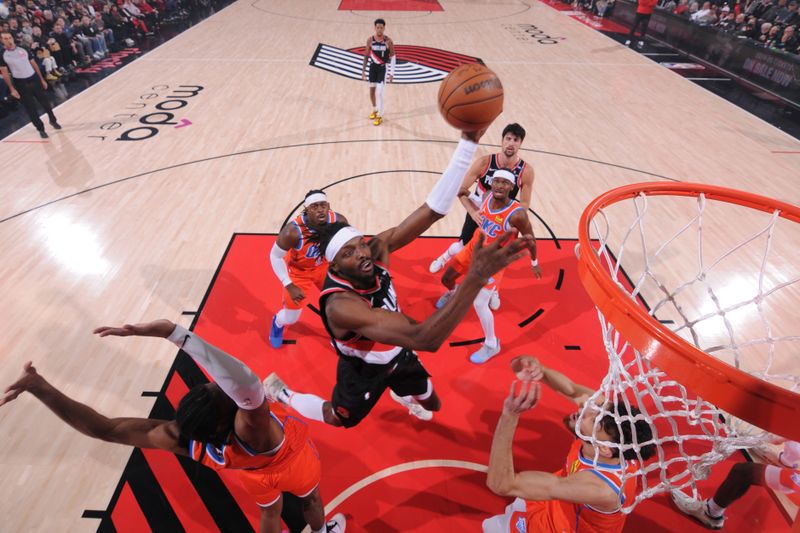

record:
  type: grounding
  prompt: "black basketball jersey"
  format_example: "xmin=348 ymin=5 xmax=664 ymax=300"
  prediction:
xmin=474 ymin=154 xmax=527 ymax=201
xmin=319 ymin=263 xmax=403 ymax=364
xmin=369 ymin=36 xmax=390 ymax=66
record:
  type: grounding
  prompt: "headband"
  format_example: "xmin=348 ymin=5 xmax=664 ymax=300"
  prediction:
xmin=304 ymin=192 xmax=327 ymax=207
xmin=324 ymin=226 xmax=364 ymax=262
xmin=489 ymin=169 xmax=515 ymax=185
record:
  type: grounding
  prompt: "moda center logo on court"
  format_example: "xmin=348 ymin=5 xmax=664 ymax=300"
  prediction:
xmin=310 ymin=43 xmax=482 ymax=84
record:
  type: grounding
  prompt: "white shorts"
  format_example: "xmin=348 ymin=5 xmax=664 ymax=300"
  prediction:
xmin=483 ymin=498 xmax=527 ymax=533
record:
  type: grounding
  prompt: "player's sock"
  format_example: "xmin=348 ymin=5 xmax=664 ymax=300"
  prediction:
xmin=705 ymin=498 xmax=725 ymax=519
xmin=275 ymin=308 xmax=301 ymax=328
xmin=474 ymin=288 xmax=497 ymax=347
xmin=287 ymin=392 xmax=326 ymax=422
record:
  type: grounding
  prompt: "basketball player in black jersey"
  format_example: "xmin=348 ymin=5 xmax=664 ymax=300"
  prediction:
xmin=264 ymin=128 xmax=534 ymax=429
xmin=429 ymin=123 xmax=535 ymax=310
xmin=361 ymin=18 xmax=395 ymax=126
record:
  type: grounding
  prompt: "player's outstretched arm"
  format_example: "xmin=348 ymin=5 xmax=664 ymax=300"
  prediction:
xmin=511 ymin=356 xmax=594 ymax=406
xmin=328 ymin=232 xmax=529 ymax=351
xmin=1 ymin=362 xmax=187 ymax=454
xmin=95 ymin=320 xmax=266 ymax=412
xmin=509 ymin=209 xmax=541 ymax=278
xmin=374 ymin=130 xmax=486 ymax=255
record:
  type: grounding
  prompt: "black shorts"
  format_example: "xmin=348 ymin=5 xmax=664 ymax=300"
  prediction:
xmin=368 ymin=63 xmax=386 ymax=84
xmin=459 ymin=213 xmax=479 ymax=245
xmin=331 ymin=350 xmax=430 ymax=428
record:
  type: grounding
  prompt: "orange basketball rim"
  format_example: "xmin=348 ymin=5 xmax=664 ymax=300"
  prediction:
xmin=577 ymin=182 xmax=800 ymax=441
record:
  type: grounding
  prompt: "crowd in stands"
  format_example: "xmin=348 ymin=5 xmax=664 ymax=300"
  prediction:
xmin=0 ymin=0 xmax=193 ymax=107
xmin=664 ymin=0 xmax=800 ymax=54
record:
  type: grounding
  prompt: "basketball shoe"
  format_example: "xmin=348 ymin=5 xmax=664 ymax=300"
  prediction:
xmin=390 ymin=391 xmax=433 ymax=421
xmin=373 ymin=115 xmax=383 ymax=126
xmin=369 ymin=110 xmax=378 ymax=120
xmin=269 ymin=316 xmax=284 ymax=349
xmin=325 ymin=513 xmax=347 ymax=532
xmin=429 ymin=249 xmax=452 ymax=273
xmin=470 ymin=341 xmax=501 ymax=364
xmin=263 ymin=372 xmax=291 ymax=405
xmin=435 ymin=289 xmax=454 ymax=309
xmin=670 ymin=492 xmax=725 ymax=530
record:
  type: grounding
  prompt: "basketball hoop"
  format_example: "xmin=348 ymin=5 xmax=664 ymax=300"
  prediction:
xmin=575 ymin=182 xmax=800 ymax=511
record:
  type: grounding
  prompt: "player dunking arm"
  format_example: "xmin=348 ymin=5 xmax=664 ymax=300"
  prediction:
xmin=484 ymin=356 xmax=655 ymax=533
xmin=269 ymin=190 xmax=348 ymax=349
xmin=429 ymin=123 xmax=534 ymax=311
xmin=264 ymin=128 xmax=534 ymax=428
xmin=671 ymin=440 xmax=800 ymax=530
xmin=361 ymin=18 xmax=395 ymax=126
xmin=1 ymin=320 xmax=344 ymax=533
xmin=435 ymin=169 xmax=540 ymax=364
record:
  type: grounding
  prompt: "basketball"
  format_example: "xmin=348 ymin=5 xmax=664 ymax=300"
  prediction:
xmin=438 ymin=64 xmax=504 ymax=131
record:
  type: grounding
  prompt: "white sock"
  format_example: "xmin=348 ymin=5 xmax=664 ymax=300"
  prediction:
xmin=706 ymin=498 xmax=725 ymax=518
xmin=287 ymin=392 xmax=326 ymax=422
xmin=376 ymin=82 xmax=385 ymax=116
xmin=474 ymin=288 xmax=497 ymax=347
xmin=275 ymin=308 xmax=302 ymax=328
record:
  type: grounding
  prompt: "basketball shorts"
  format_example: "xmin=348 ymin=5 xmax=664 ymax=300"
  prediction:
xmin=765 ymin=466 xmax=800 ymax=506
xmin=331 ymin=349 xmax=431 ymax=428
xmin=238 ymin=437 xmax=322 ymax=508
xmin=450 ymin=236 xmax=504 ymax=290
xmin=368 ymin=63 xmax=386 ymax=85
xmin=284 ymin=266 xmax=326 ymax=310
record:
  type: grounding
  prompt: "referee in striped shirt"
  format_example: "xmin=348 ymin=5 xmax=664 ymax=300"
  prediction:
xmin=1 ymin=31 xmax=61 ymax=139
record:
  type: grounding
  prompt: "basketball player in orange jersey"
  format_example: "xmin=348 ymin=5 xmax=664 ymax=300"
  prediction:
xmin=269 ymin=190 xmax=348 ymax=349
xmin=484 ymin=355 xmax=655 ymax=533
xmin=264 ymin=129 xmax=534 ymax=428
xmin=0 ymin=319 xmax=345 ymax=533
xmin=671 ymin=440 xmax=800 ymax=529
xmin=429 ymin=123 xmax=534 ymax=311
xmin=435 ymin=169 xmax=541 ymax=364
xmin=361 ymin=18 xmax=395 ymax=126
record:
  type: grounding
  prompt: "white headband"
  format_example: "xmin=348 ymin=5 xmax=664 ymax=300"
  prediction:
xmin=304 ymin=192 xmax=327 ymax=207
xmin=489 ymin=169 xmax=515 ymax=185
xmin=325 ymin=226 xmax=364 ymax=262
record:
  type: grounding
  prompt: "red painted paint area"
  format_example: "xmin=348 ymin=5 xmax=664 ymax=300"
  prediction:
xmin=185 ymin=234 xmax=789 ymax=532
xmin=164 ymin=371 xmax=190 ymax=410
xmin=111 ymin=482 xmax=152 ymax=532
xmin=538 ymin=0 xmax=631 ymax=32
xmin=338 ymin=0 xmax=443 ymax=11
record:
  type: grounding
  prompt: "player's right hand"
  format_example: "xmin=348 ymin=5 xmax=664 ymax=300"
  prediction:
xmin=469 ymin=232 xmax=530 ymax=280
xmin=0 ymin=361 xmax=42 ymax=407
xmin=510 ymin=355 xmax=544 ymax=382
xmin=462 ymin=127 xmax=489 ymax=143
xmin=93 ymin=319 xmax=176 ymax=339
xmin=503 ymin=380 xmax=540 ymax=415
xmin=286 ymin=283 xmax=305 ymax=304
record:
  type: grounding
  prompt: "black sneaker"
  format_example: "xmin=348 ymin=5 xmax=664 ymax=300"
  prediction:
xmin=39 ymin=130 xmax=49 ymax=139
xmin=50 ymin=121 xmax=62 ymax=130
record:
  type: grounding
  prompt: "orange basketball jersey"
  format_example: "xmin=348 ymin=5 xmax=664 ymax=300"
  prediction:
xmin=525 ymin=439 xmax=640 ymax=533
xmin=189 ymin=403 xmax=310 ymax=473
xmin=288 ymin=211 xmax=337 ymax=272
xmin=475 ymin=195 xmax=524 ymax=245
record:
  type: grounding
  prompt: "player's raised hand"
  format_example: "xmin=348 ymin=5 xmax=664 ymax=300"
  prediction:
xmin=93 ymin=319 xmax=176 ymax=339
xmin=461 ymin=127 xmax=489 ymax=143
xmin=469 ymin=231 xmax=530 ymax=280
xmin=503 ymin=380 xmax=541 ymax=415
xmin=510 ymin=355 xmax=544 ymax=382
xmin=0 ymin=362 xmax=42 ymax=407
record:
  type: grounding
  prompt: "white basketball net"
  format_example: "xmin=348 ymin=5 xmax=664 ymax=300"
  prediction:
xmin=576 ymin=190 xmax=800 ymax=513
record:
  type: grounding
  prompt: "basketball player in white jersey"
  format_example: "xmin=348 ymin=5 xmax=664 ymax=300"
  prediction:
xmin=264 ymin=128 xmax=535 ymax=428
xmin=361 ymin=18 xmax=395 ymax=126
xmin=429 ymin=123 xmax=535 ymax=310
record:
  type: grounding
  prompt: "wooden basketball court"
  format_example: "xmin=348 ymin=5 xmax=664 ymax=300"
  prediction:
xmin=1 ymin=0 xmax=798 ymax=531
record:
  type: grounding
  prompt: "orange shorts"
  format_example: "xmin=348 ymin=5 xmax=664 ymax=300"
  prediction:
xmin=237 ymin=437 xmax=322 ymax=507
xmin=449 ymin=237 xmax=504 ymax=290
xmin=524 ymin=499 xmax=574 ymax=533
xmin=284 ymin=266 xmax=327 ymax=310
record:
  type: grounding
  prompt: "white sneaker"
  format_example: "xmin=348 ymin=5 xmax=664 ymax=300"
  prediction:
xmin=390 ymin=390 xmax=433 ymax=421
xmin=670 ymin=492 xmax=724 ymax=530
xmin=470 ymin=341 xmax=501 ymax=364
xmin=325 ymin=512 xmax=346 ymax=532
xmin=489 ymin=289 xmax=501 ymax=311
xmin=262 ymin=372 xmax=290 ymax=405
xmin=637 ymin=40 xmax=644 ymax=49
xmin=624 ymin=39 xmax=631 ymax=46
xmin=429 ymin=251 xmax=451 ymax=273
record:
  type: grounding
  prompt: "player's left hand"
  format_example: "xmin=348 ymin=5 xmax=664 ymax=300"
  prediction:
xmin=0 ymin=361 xmax=42 ymax=407
xmin=503 ymin=380 xmax=540 ymax=415
xmin=93 ymin=319 xmax=176 ymax=339
xmin=510 ymin=355 xmax=544 ymax=382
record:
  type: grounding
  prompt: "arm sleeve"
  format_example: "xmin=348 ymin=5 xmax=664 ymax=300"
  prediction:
xmin=425 ymin=139 xmax=478 ymax=215
xmin=168 ymin=325 xmax=265 ymax=410
xmin=269 ymin=242 xmax=292 ymax=287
